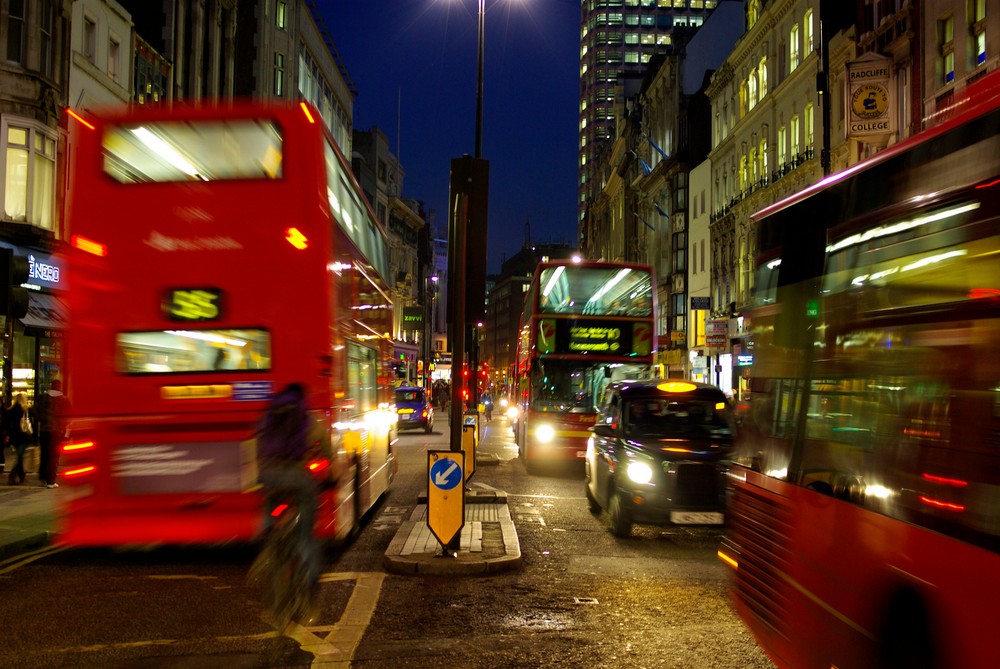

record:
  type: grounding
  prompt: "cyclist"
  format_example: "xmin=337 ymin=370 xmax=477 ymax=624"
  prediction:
xmin=255 ymin=383 xmax=334 ymax=606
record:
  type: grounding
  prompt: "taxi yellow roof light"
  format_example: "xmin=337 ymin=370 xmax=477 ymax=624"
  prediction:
xmin=656 ymin=381 xmax=697 ymax=393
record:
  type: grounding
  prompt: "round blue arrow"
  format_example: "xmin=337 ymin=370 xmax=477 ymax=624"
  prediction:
xmin=429 ymin=457 xmax=462 ymax=490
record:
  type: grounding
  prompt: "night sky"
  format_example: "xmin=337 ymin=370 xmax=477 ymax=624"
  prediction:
xmin=317 ymin=0 xmax=580 ymax=273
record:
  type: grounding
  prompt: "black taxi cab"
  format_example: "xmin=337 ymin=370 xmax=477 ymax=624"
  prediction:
xmin=585 ymin=380 xmax=735 ymax=537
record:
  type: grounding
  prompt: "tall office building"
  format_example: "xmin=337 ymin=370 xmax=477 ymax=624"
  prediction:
xmin=578 ymin=0 xmax=721 ymax=243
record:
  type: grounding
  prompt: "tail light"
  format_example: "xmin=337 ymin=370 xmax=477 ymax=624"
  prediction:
xmin=307 ymin=457 xmax=330 ymax=479
xmin=61 ymin=439 xmax=96 ymax=454
xmin=63 ymin=465 xmax=97 ymax=478
xmin=60 ymin=439 xmax=98 ymax=482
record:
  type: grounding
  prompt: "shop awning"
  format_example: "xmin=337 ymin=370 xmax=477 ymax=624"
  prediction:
xmin=20 ymin=292 xmax=68 ymax=335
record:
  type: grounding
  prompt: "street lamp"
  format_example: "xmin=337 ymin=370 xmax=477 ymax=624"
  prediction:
xmin=475 ymin=0 xmax=485 ymax=158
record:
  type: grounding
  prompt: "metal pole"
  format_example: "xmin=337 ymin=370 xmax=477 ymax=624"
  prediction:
xmin=475 ymin=0 xmax=484 ymax=159
xmin=450 ymin=197 xmax=467 ymax=453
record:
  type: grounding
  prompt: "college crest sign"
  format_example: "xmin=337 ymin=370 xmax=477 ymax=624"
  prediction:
xmin=846 ymin=53 xmax=893 ymax=140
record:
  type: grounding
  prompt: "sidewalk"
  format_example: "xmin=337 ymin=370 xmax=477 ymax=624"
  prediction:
xmin=0 ymin=417 xmax=523 ymax=574
xmin=0 ymin=480 xmax=57 ymax=558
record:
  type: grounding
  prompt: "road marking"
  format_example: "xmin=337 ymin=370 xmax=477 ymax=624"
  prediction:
xmin=0 ymin=544 xmax=67 ymax=575
xmin=282 ymin=571 xmax=386 ymax=668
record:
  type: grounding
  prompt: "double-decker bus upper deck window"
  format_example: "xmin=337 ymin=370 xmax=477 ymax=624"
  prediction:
xmin=102 ymin=120 xmax=283 ymax=183
xmin=539 ymin=266 xmax=652 ymax=317
xmin=116 ymin=329 xmax=271 ymax=374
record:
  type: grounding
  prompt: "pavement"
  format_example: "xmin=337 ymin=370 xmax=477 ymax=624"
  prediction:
xmin=0 ymin=417 xmax=522 ymax=577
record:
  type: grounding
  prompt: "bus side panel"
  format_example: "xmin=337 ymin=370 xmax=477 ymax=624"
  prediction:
xmin=728 ymin=467 xmax=996 ymax=669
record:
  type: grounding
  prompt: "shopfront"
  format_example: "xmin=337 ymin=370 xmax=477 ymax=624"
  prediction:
xmin=3 ymin=247 xmax=66 ymax=406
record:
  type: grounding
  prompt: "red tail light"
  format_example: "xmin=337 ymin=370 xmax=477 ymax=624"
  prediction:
xmin=271 ymin=503 xmax=290 ymax=518
xmin=64 ymin=465 xmax=96 ymax=478
xmin=307 ymin=458 xmax=330 ymax=477
xmin=62 ymin=439 xmax=96 ymax=454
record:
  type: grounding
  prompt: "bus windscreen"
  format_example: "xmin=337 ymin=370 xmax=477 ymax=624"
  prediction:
xmin=538 ymin=266 xmax=652 ymax=316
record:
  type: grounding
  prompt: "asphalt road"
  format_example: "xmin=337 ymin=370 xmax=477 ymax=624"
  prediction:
xmin=0 ymin=416 xmax=774 ymax=668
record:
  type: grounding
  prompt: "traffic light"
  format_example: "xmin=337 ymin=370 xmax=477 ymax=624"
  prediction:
xmin=0 ymin=249 xmax=30 ymax=319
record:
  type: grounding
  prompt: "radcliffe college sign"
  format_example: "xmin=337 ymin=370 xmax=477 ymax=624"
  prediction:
xmin=846 ymin=53 xmax=894 ymax=140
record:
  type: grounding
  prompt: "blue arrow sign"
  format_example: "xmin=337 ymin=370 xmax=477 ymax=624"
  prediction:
xmin=429 ymin=457 xmax=463 ymax=490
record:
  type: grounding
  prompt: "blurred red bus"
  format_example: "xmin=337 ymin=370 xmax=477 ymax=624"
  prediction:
xmin=719 ymin=72 xmax=1000 ymax=668
xmin=59 ymin=101 xmax=398 ymax=546
xmin=513 ymin=260 xmax=656 ymax=473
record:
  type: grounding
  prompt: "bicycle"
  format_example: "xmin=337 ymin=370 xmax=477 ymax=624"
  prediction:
xmin=248 ymin=496 xmax=313 ymax=630
xmin=248 ymin=456 xmax=332 ymax=631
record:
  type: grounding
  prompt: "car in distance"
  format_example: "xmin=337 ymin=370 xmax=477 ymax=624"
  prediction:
xmin=394 ymin=386 xmax=434 ymax=434
xmin=585 ymin=380 xmax=735 ymax=537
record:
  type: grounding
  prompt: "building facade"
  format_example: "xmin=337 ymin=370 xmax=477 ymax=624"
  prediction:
xmin=0 ymin=0 xmax=73 ymax=403
xmin=579 ymin=0 xmax=723 ymax=246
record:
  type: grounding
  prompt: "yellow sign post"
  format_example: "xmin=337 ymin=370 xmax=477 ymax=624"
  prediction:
xmin=462 ymin=413 xmax=478 ymax=483
xmin=426 ymin=450 xmax=465 ymax=548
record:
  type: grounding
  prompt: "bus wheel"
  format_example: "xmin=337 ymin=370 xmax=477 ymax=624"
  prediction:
xmin=608 ymin=487 xmax=632 ymax=537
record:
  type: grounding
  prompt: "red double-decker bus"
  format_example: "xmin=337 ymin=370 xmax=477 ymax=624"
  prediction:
xmin=513 ymin=260 xmax=656 ymax=473
xmin=59 ymin=101 xmax=397 ymax=546
xmin=719 ymin=72 xmax=1000 ymax=668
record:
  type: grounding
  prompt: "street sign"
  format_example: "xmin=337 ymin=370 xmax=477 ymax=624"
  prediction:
xmin=690 ymin=296 xmax=711 ymax=310
xmin=427 ymin=450 xmax=465 ymax=547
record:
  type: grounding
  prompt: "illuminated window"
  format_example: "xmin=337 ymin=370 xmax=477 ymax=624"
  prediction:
xmin=778 ymin=125 xmax=787 ymax=166
xmin=790 ymin=24 xmax=800 ymax=71
xmin=276 ymin=1 xmax=287 ymax=29
xmin=790 ymin=115 xmax=800 ymax=158
xmin=274 ymin=52 xmax=285 ymax=96
xmin=2 ymin=121 xmax=56 ymax=230
xmin=759 ymin=56 xmax=767 ymax=98
xmin=804 ymin=9 xmax=814 ymax=53
xmin=804 ymin=104 xmax=814 ymax=147
xmin=939 ymin=16 xmax=955 ymax=84
xmin=971 ymin=1 xmax=987 ymax=67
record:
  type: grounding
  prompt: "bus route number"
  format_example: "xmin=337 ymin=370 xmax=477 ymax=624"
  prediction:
xmin=165 ymin=288 xmax=222 ymax=322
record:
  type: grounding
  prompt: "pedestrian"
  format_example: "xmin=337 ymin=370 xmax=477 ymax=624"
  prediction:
xmin=5 ymin=393 xmax=32 ymax=485
xmin=36 ymin=379 xmax=70 ymax=488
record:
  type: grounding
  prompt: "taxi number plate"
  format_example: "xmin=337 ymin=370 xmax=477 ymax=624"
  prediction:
xmin=670 ymin=511 xmax=724 ymax=525
xmin=398 ymin=408 xmax=414 ymax=414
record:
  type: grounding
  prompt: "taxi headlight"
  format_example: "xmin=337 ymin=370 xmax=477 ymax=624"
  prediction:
xmin=535 ymin=424 xmax=555 ymax=443
xmin=626 ymin=461 xmax=654 ymax=485
xmin=506 ymin=406 xmax=519 ymax=420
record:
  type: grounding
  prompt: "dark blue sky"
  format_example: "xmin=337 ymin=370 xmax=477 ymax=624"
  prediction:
xmin=318 ymin=0 xmax=580 ymax=273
